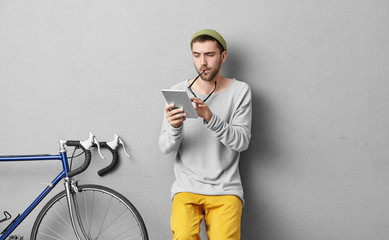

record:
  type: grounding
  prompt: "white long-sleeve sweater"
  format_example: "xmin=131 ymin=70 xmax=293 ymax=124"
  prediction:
xmin=159 ymin=79 xmax=252 ymax=203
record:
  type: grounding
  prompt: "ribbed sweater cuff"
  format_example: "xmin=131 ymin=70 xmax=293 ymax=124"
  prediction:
xmin=167 ymin=124 xmax=183 ymax=136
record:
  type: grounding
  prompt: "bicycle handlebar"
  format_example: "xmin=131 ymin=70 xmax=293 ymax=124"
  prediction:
xmin=62 ymin=133 xmax=130 ymax=178
xmin=65 ymin=140 xmax=92 ymax=178
xmin=94 ymin=142 xmax=118 ymax=176
xmin=96 ymin=134 xmax=131 ymax=176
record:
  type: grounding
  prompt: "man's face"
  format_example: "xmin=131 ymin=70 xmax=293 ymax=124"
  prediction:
xmin=192 ymin=40 xmax=227 ymax=81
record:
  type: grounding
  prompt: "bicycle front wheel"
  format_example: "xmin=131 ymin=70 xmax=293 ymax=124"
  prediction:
xmin=31 ymin=184 xmax=148 ymax=240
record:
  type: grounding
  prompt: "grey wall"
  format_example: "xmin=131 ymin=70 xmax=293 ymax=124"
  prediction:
xmin=1 ymin=0 xmax=388 ymax=239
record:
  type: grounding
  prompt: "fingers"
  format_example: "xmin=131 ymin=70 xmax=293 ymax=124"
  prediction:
xmin=190 ymin=98 xmax=203 ymax=107
xmin=168 ymin=109 xmax=186 ymax=119
xmin=190 ymin=98 xmax=206 ymax=108
xmin=190 ymin=98 xmax=212 ymax=122
xmin=165 ymin=103 xmax=187 ymax=128
xmin=165 ymin=103 xmax=175 ymax=113
xmin=165 ymin=104 xmax=185 ymax=117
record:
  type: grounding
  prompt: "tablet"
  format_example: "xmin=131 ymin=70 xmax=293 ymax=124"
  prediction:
xmin=162 ymin=89 xmax=198 ymax=118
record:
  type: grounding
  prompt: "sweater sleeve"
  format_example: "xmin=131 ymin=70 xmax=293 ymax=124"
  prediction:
xmin=158 ymin=116 xmax=183 ymax=155
xmin=204 ymin=85 xmax=252 ymax=152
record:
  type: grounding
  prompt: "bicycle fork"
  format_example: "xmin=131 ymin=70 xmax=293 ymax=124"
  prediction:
xmin=64 ymin=178 xmax=90 ymax=240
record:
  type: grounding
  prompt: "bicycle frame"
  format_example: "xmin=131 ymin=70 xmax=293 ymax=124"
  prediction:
xmin=0 ymin=151 xmax=69 ymax=240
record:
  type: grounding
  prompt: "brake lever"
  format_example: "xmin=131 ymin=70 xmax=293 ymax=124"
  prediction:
xmin=96 ymin=134 xmax=130 ymax=176
xmin=80 ymin=132 xmax=104 ymax=159
xmin=106 ymin=134 xmax=131 ymax=158
xmin=118 ymin=136 xmax=131 ymax=158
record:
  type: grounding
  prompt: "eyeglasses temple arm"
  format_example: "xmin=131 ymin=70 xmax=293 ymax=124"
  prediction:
xmin=203 ymin=81 xmax=217 ymax=102
xmin=188 ymin=71 xmax=205 ymax=88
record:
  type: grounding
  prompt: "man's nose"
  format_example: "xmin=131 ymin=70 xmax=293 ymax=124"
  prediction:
xmin=200 ymin=55 xmax=207 ymax=65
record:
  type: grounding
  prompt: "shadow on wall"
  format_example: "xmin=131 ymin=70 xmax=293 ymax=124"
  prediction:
xmin=224 ymin=46 xmax=281 ymax=239
xmin=240 ymin=92 xmax=278 ymax=239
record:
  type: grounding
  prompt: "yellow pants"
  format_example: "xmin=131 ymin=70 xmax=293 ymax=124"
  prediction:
xmin=171 ymin=192 xmax=242 ymax=240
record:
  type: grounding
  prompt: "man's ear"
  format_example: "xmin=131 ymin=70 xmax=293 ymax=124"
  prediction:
xmin=221 ymin=51 xmax=227 ymax=63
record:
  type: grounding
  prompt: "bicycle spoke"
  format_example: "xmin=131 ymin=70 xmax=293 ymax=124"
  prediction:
xmin=48 ymin=207 xmax=73 ymax=230
xmin=31 ymin=185 xmax=148 ymax=240
xmin=96 ymin=195 xmax=113 ymax=237
xmin=38 ymin=225 xmax=67 ymax=240
xmin=100 ymin=206 xmax=128 ymax=233
xmin=85 ymin=189 xmax=95 ymax=238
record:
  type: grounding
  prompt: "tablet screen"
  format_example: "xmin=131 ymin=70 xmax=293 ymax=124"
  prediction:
xmin=162 ymin=89 xmax=198 ymax=118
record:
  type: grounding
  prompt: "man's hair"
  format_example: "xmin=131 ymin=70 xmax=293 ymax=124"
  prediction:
xmin=191 ymin=35 xmax=225 ymax=54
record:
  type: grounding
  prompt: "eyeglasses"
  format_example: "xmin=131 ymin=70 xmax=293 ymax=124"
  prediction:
xmin=187 ymin=71 xmax=217 ymax=103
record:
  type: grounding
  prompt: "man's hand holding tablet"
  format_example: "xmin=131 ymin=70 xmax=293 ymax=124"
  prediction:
xmin=162 ymin=89 xmax=198 ymax=128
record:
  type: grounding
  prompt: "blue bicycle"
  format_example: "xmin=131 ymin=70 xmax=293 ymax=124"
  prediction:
xmin=0 ymin=133 xmax=148 ymax=240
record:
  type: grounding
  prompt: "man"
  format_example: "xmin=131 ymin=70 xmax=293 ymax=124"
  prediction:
xmin=159 ymin=29 xmax=252 ymax=240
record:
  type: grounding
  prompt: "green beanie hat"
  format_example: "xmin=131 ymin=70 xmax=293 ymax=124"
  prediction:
xmin=190 ymin=29 xmax=227 ymax=52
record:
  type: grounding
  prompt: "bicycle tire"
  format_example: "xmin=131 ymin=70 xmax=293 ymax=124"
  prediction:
xmin=31 ymin=184 xmax=148 ymax=240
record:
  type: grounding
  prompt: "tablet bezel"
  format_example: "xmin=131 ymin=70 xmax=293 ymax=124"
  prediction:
xmin=162 ymin=89 xmax=198 ymax=118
